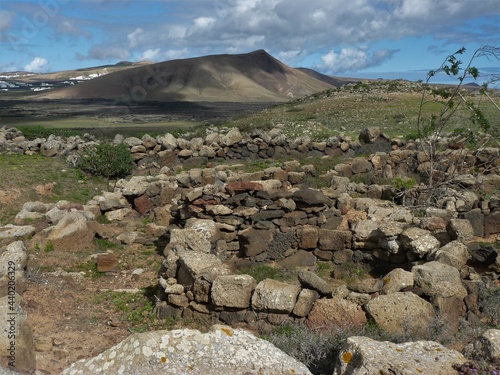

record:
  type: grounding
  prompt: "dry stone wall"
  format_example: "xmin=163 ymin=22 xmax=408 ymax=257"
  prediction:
xmin=1 ymin=125 xmax=500 ymax=372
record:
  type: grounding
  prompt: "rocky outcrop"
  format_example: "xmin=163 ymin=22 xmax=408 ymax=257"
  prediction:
xmin=60 ymin=325 xmax=313 ymax=375
xmin=334 ymin=336 xmax=466 ymax=375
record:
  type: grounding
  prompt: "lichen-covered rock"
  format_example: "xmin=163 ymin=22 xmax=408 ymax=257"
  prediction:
xmin=0 ymin=241 xmax=28 ymax=284
xmin=222 ymin=127 xmax=243 ymax=146
xmin=251 ymin=279 xmax=301 ymax=313
xmin=407 ymin=233 xmax=440 ymax=258
xmin=381 ymin=268 xmax=414 ymax=294
xmin=365 ymin=292 xmax=436 ymax=338
xmin=351 ymin=220 xmax=379 ymax=244
xmin=61 ymin=325 xmax=312 ymax=375
xmin=121 ymin=176 xmax=151 ymax=196
xmin=430 ymin=240 xmax=468 ymax=269
xmin=97 ymin=191 xmax=129 ymax=212
xmin=412 ymin=261 xmax=467 ymax=298
xmin=0 ymin=225 xmax=36 ymax=244
xmin=211 ymin=274 xmax=256 ymax=309
xmin=447 ymin=218 xmax=474 ymax=243
xmin=334 ymin=336 xmax=466 ymax=375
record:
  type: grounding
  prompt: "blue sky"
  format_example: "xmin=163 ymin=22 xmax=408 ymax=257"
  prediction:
xmin=0 ymin=0 xmax=498 ymax=84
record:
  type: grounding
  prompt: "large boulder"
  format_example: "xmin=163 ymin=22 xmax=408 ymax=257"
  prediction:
xmin=45 ymin=211 xmax=95 ymax=251
xmin=412 ymin=261 xmax=467 ymax=299
xmin=334 ymin=336 xmax=466 ymax=375
xmin=365 ymin=292 xmax=436 ymax=338
xmin=306 ymin=297 xmax=367 ymax=331
xmin=61 ymin=325 xmax=312 ymax=375
xmin=430 ymin=240 xmax=468 ymax=269
xmin=167 ymin=219 xmax=219 ymax=254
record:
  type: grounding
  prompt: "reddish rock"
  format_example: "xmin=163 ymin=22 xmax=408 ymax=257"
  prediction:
xmin=419 ymin=217 xmax=446 ymax=232
xmin=133 ymin=194 xmax=152 ymax=214
xmin=306 ymin=297 xmax=367 ymax=331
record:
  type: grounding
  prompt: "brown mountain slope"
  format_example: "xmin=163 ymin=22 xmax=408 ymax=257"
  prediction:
xmin=37 ymin=50 xmax=334 ymax=102
xmin=295 ymin=67 xmax=356 ymax=86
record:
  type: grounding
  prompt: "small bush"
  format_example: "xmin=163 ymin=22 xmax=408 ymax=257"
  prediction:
xmin=78 ymin=142 xmax=134 ymax=187
xmin=265 ymin=323 xmax=356 ymax=375
xmin=392 ymin=176 xmax=417 ymax=190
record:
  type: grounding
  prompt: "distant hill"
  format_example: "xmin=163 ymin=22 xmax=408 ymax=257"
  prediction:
xmin=295 ymin=67 xmax=355 ymax=86
xmin=36 ymin=50 xmax=334 ymax=102
xmin=0 ymin=61 xmax=149 ymax=84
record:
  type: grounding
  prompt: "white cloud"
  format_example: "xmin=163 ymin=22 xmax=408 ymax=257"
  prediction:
xmin=139 ymin=48 xmax=161 ymax=61
xmin=24 ymin=57 xmax=49 ymax=72
xmin=320 ymin=47 xmax=398 ymax=73
xmin=128 ymin=27 xmax=145 ymax=48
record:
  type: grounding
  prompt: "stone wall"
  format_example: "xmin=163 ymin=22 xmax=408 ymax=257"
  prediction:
xmin=2 ymin=125 xmax=500 ymax=334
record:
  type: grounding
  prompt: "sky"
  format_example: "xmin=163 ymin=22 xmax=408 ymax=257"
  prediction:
xmin=0 ymin=0 xmax=499 ymax=84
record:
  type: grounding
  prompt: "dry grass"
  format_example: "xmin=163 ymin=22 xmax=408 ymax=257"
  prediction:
xmin=0 ymin=154 xmax=106 ymax=225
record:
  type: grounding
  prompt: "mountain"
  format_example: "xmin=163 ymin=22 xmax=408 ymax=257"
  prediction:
xmin=36 ymin=50 xmax=334 ymax=102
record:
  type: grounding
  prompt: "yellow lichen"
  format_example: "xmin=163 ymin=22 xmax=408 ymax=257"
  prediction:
xmin=161 ymin=357 xmax=167 ymax=363
xmin=342 ymin=352 xmax=353 ymax=364
xmin=221 ymin=327 xmax=234 ymax=337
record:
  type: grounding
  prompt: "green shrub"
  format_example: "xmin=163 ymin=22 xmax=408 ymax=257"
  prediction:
xmin=78 ymin=142 xmax=134 ymax=187
xmin=392 ymin=176 xmax=417 ymax=190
